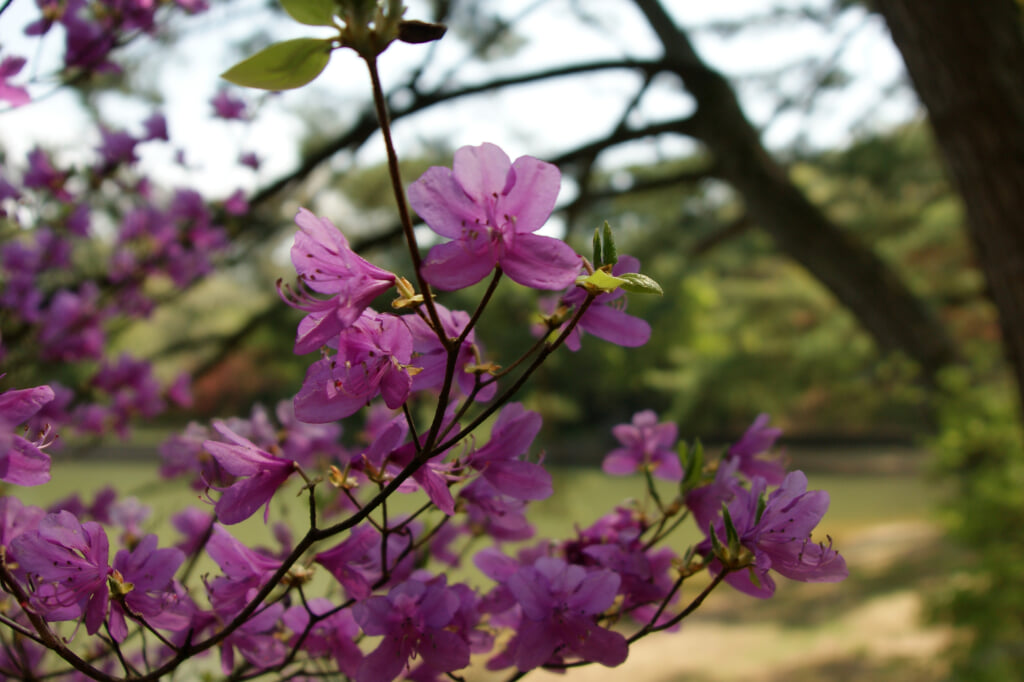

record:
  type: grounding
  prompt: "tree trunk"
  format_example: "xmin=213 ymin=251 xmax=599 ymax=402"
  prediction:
xmin=874 ymin=0 xmax=1024 ymax=412
xmin=632 ymin=0 xmax=959 ymax=381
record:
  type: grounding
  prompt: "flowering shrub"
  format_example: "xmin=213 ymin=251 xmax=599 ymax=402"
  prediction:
xmin=0 ymin=1 xmax=848 ymax=681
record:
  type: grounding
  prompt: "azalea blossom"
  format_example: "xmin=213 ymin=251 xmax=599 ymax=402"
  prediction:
xmin=12 ymin=511 xmax=112 ymax=635
xmin=408 ymin=143 xmax=580 ymax=291
xmin=602 ymin=409 xmax=681 ymax=482
xmin=203 ymin=421 xmax=295 ymax=524
xmin=293 ymin=310 xmax=413 ymax=423
xmin=729 ymin=413 xmax=786 ymax=484
xmin=280 ymin=209 xmax=396 ymax=354
xmin=353 ymin=578 xmax=471 ymax=682
xmin=502 ymin=557 xmax=627 ymax=670
xmin=0 ymin=384 xmax=55 ymax=486
xmin=704 ymin=471 xmax=848 ymax=598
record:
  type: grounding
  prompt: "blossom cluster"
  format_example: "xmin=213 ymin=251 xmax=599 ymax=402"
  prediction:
xmin=0 ymin=0 xmax=274 ymax=438
xmin=0 ymin=137 xmax=846 ymax=682
xmin=0 ymin=9 xmax=846 ymax=680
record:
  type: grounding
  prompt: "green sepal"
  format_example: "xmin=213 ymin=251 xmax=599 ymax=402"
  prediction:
xmin=679 ymin=438 xmax=704 ymax=493
xmin=576 ymin=269 xmax=625 ymax=294
xmin=280 ymin=0 xmax=336 ymax=26
xmin=708 ymin=520 xmax=728 ymax=562
xmin=221 ymin=38 xmax=334 ymax=91
xmin=592 ymin=227 xmax=602 ymax=268
xmin=722 ymin=505 xmax=741 ymax=560
xmin=754 ymin=490 xmax=767 ymax=525
xmin=617 ymin=272 xmax=663 ymax=296
xmin=601 ymin=221 xmax=618 ymax=268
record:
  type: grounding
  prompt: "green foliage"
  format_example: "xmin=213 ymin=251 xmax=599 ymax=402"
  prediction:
xmin=930 ymin=368 xmax=1024 ymax=681
xmin=279 ymin=0 xmax=337 ymax=27
xmin=221 ymin=38 xmax=334 ymax=90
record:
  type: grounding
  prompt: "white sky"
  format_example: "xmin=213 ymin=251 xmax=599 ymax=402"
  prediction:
xmin=0 ymin=0 xmax=916 ymax=200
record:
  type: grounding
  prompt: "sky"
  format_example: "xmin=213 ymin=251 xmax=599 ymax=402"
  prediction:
xmin=0 ymin=0 xmax=917 ymax=201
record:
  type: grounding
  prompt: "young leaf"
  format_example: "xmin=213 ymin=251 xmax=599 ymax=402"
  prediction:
xmin=601 ymin=221 xmax=618 ymax=267
xmin=617 ymin=272 xmax=663 ymax=295
xmin=221 ymin=38 xmax=333 ymax=91
xmin=280 ymin=0 xmax=336 ymax=26
xmin=592 ymin=227 xmax=602 ymax=267
xmin=576 ymin=269 xmax=625 ymax=294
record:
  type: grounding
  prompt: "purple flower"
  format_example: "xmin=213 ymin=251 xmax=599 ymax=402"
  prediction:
xmin=108 ymin=534 xmax=191 ymax=641
xmin=467 ymin=403 xmax=552 ymax=500
xmin=315 ymin=524 xmax=416 ymax=600
xmin=549 ymin=255 xmax=651 ymax=351
xmin=404 ymin=303 xmax=495 ymax=400
xmin=408 ymin=143 xmax=580 ymax=291
xmin=142 ymin=112 xmax=169 ymax=141
xmin=0 ymin=384 xmax=55 ymax=486
xmin=293 ymin=310 xmax=414 ymax=423
xmin=211 ymin=89 xmax=247 ymax=120
xmin=96 ymin=127 xmax=139 ymax=169
xmin=705 ymin=471 xmax=848 ymax=598
xmin=205 ymin=524 xmax=281 ymax=614
xmin=280 ymin=209 xmax=397 ymax=354
xmin=283 ymin=598 xmax=363 ymax=677
xmin=353 ymin=578 xmax=471 ymax=682
xmin=12 ymin=511 xmax=112 ymax=634
xmin=203 ymin=421 xmax=295 ymax=524
xmin=171 ymin=507 xmax=213 ymax=555
xmin=0 ymin=497 xmax=45 ymax=552
xmin=239 ymin=151 xmax=262 ymax=170
xmin=23 ymin=147 xmax=71 ymax=202
xmin=0 ymin=55 xmax=30 ymax=107
xmin=458 ymin=476 xmax=534 ymax=541
xmin=602 ymin=410 xmax=681 ymax=482
xmin=503 ymin=557 xmax=627 ymax=670
xmin=729 ymin=413 xmax=786 ymax=485
xmin=223 ymin=188 xmax=248 ymax=215
xmin=39 ymin=284 xmax=105 ymax=361
xmin=685 ymin=455 xmax=743 ymax=531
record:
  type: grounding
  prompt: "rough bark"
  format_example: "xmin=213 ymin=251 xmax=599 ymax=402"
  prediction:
xmin=873 ymin=0 xmax=1024 ymax=410
xmin=632 ymin=0 xmax=959 ymax=380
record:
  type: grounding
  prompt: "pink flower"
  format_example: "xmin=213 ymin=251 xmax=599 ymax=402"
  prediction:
xmin=729 ymin=413 xmax=786 ymax=485
xmin=501 ymin=557 xmax=627 ymax=671
xmin=704 ymin=471 xmax=848 ymax=598
xmin=0 ymin=55 xmax=30 ymax=107
xmin=602 ymin=410 xmax=681 ymax=482
xmin=408 ymin=143 xmax=580 ymax=291
xmin=211 ymin=89 xmax=247 ymax=120
xmin=12 ymin=511 xmax=112 ymax=635
xmin=280 ymin=209 xmax=397 ymax=354
xmin=0 ymin=384 xmax=55 ymax=486
xmin=353 ymin=578 xmax=471 ymax=682
xmin=203 ymin=421 xmax=295 ymax=524
xmin=293 ymin=310 xmax=414 ymax=423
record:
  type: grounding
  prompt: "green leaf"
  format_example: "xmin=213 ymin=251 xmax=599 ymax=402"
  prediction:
xmin=708 ymin=521 xmax=728 ymax=562
xmin=592 ymin=227 xmax=602 ymax=267
xmin=280 ymin=0 xmax=336 ymax=26
xmin=617 ymin=272 xmax=663 ymax=296
xmin=722 ymin=505 xmax=741 ymax=558
xmin=576 ymin=269 xmax=625 ymax=294
xmin=221 ymin=38 xmax=333 ymax=91
xmin=601 ymin=221 xmax=618 ymax=267
xmin=680 ymin=439 xmax=704 ymax=493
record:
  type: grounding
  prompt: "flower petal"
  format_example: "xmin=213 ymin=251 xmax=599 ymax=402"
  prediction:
xmin=499 ymin=233 xmax=579 ymax=290
xmin=421 ymin=239 xmax=496 ymax=291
